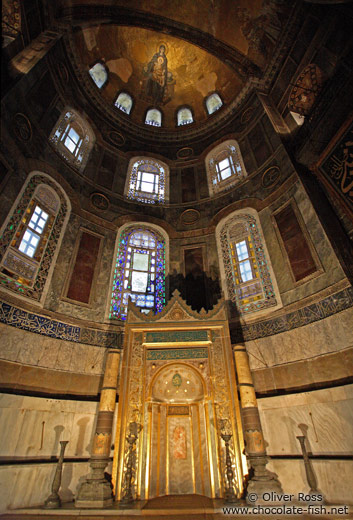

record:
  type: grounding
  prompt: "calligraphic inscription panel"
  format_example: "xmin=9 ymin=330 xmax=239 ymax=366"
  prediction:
xmin=145 ymin=330 xmax=208 ymax=343
xmin=147 ymin=348 xmax=208 ymax=360
xmin=168 ymin=405 xmax=189 ymax=416
xmin=320 ymin=121 xmax=353 ymax=211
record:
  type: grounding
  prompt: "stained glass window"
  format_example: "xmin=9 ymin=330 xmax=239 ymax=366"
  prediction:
xmin=206 ymin=140 xmax=246 ymax=195
xmin=206 ymin=93 xmax=223 ymax=115
xmin=145 ymin=108 xmax=162 ymax=127
xmin=177 ymin=107 xmax=193 ymax=126
xmin=115 ymin=92 xmax=133 ymax=114
xmin=0 ymin=175 xmax=70 ymax=302
xmin=49 ymin=108 xmax=95 ymax=172
xmin=19 ymin=205 xmax=48 ymax=258
xmin=218 ymin=212 xmax=279 ymax=315
xmin=126 ymin=158 xmax=167 ymax=204
xmin=89 ymin=62 xmax=108 ymax=89
xmin=109 ymin=227 xmax=166 ymax=320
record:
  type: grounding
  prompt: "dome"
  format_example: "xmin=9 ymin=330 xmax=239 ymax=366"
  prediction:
xmin=1 ymin=0 xmax=353 ymax=512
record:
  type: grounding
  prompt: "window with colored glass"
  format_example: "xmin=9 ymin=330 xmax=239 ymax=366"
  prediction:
xmin=110 ymin=228 xmax=165 ymax=320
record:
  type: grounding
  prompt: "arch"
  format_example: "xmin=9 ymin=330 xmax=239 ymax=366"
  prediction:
xmin=149 ymin=363 xmax=206 ymax=403
xmin=215 ymin=208 xmax=281 ymax=318
xmin=206 ymin=139 xmax=247 ymax=195
xmin=109 ymin=223 xmax=168 ymax=321
xmin=49 ymin=107 xmax=96 ymax=172
xmin=0 ymin=171 xmax=71 ymax=304
xmin=145 ymin=108 xmax=162 ymax=127
xmin=205 ymin=92 xmax=223 ymax=115
xmin=88 ymin=61 xmax=108 ymax=89
xmin=177 ymin=107 xmax=193 ymax=126
xmin=124 ymin=156 xmax=169 ymax=204
xmin=114 ymin=91 xmax=133 ymax=114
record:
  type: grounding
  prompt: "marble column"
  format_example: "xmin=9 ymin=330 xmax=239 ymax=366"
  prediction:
xmin=75 ymin=348 xmax=121 ymax=508
xmin=233 ymin=345 xmax=283 ymax=503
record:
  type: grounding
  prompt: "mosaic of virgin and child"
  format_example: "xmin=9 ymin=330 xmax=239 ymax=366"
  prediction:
xmin=142 ymin=44 xmax=175 ymax=105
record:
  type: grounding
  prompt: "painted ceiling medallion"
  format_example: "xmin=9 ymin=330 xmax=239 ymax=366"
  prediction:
xmin=13 ymin=113 xmax=32 ymax=142
xmin=106 ymin=130 xmax=126 ymax=147
xmin=240 ymin=107 xmax=254 ymax=124
xmin=177 ymin=147 xmax=194 ymax=159
xmin=90 ymin=192 xmax=110 ymax=211
xmin=262 ymin=165 xmax=281 ymax=189
xmin=180 ymin=209 xmax=200 ymax=225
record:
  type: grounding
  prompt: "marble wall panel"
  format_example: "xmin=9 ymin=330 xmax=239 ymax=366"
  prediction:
xmin=0 ymin=393 xmax=98 ymax=459
xmin=267 ymin=459 xmax=353 ymax=505
xmin=246 ymin=306 xmax=353 ymax=371
xmin=45 ymin=213 xmax=116 ymax=323
xmin=258 ymin=384 xmax=353 ymax=456
xmin=260 ymin=181 xmax=345 ymax=307
xmin=0 ymin=323 xmax=106 ymax=375
xmin=0 ymin=461 xmax=90 ymax=513
xmin=65 ymin=231 xmax=101 ymax=304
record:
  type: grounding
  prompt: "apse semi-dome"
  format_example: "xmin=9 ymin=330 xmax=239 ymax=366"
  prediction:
xmin=75 ymin=25 xmax=245 ymax=129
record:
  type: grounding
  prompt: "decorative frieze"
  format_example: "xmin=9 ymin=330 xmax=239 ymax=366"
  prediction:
xmin=145 ymin=330 xmax=208 ymax=343
xmin=231 ymin=285 xmax=353 ymax=343
xmin=146 ymin=348 xmax=208 ymax=360
xmin=0 ymin=286 xmax=351 ymax=347
xmin=0 ymin=300 xmax=122 ymax=347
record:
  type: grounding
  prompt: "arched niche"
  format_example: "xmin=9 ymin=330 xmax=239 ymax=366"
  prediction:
xmin=151 ymin=363 xmax=205 ymax=403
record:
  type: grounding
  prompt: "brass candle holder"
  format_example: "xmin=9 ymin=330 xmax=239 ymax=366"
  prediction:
xmin=44 ymin=440 xmax=69 ymax=509
xmin=219 ymin=419 xmax=239 ymax=503
xmin=120 ymin=421 xmax=143 ymax=505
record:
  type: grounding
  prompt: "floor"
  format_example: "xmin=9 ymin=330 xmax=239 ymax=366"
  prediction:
xmin=1 ymin=495 xmax=352 ymax=519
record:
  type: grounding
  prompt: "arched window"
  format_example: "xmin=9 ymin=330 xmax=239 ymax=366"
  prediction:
xmin=109 ymin=226 xmax=166 ymax=320
xmin=0 ymin=172 xmax=71 ymax=302
xmin=216 ymin=209 xmax=281 ymax=317
xmin=145 ymin=108 xmax=162 ymax=127
xmin=49 ymin=108 xmax=95 ymax=172
xmin=177 ymin=107 xmax=193 ymax=126
xmin=125 ymin=157 xmax=169 ymax=204
xmin=114 ymin=92 xmax=133 ymax=114
xmin=206 ymin=140 xmax=247 ymax=195
xmin=89 ymin=62 xmax=108 ymax=89
xmin=206 ymin=93 xmax=223 ymax=115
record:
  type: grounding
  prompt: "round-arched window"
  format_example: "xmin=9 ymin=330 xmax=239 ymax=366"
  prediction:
xmin=177 ymin=107 xmax=193 ymax=126
xmin=145 ymin=108 xmax=162 ymax=127
xmin=206 ymin=93 xmax=223 ymax=115
xmin=115 ymin=92 xmax=133 ymax=114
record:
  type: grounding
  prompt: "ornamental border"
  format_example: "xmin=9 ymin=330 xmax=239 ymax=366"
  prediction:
xmin=0 ymin=285 xmax=352 ymax=347
xmin=0 ymin=301 xmax=122 ymax=348
xmin=231 ymin=285 xmax=353 ymax=343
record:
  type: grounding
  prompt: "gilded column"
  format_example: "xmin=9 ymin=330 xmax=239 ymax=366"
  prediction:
xmin=233 ymin=345 xmax=282 ymax=503
xmin=75 ymin=349 xmax=121 ymax=508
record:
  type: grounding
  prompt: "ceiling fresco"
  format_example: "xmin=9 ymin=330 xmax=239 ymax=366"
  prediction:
xmin=69 ymin=0 xmax=290 ymax=129
xmin=74 ymin=26 xmax=244 ymax=128
xmin=66 ymin=0 xmax=289 ymax=65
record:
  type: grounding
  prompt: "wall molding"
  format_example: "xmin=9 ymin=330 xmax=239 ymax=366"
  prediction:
xmin=0 ymin=285 xmax=352 ymax=346
xmin=231 ymin=284 xmax=353 ymax=342
xmin=0 ymin=300 xmax=122 ymax=347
